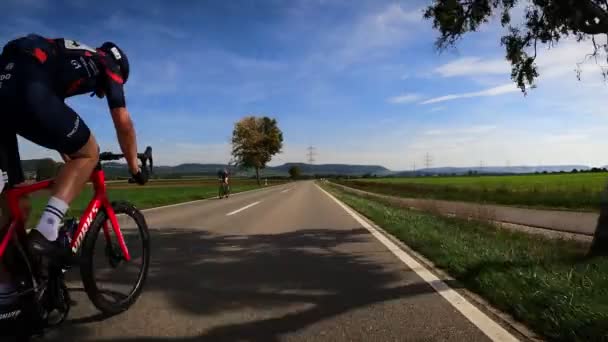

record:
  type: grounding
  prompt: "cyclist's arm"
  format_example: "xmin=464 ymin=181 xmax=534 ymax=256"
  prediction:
xmin=110 ymin=107 xmax=139 ymax=174
xmin=105 ymin=74 xmax=138 ymax=174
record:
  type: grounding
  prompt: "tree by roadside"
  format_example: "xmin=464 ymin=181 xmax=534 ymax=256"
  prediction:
xmin=231 ymin=116 xmax=284 ymax=185
xmin=424 ymin=0 xmax=608 ymax=92
xmin=288 ymin=165 xmax=301 ymax=180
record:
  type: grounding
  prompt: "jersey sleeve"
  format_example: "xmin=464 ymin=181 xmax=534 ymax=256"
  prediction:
xmin=102 ymin=55 xmax=127 ymax=108
xmin=105 ymin=80 xmax=126 ymax=109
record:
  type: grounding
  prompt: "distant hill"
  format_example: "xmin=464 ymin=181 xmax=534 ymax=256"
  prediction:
xmin=396 ymin=165 xmax=591 ymax=176
xmin=20 ymin=158 xmax=596 ymax=179
xmin=21 ymin=158 xmax=56 ymax=172
xmin=270 ymin=163 xmax=392 ymax=176
xmin=100 ymin=162 xmax=233 ymax=178
xmin=21 ymin=161 xmax=393 ymax=178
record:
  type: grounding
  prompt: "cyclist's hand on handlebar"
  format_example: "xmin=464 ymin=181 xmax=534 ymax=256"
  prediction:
xmin=130 ymin=168 xmax=149 ymax=185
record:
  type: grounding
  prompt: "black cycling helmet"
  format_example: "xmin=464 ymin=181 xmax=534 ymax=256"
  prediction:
xmin=98 ymin=42 xmax=129 ymax=83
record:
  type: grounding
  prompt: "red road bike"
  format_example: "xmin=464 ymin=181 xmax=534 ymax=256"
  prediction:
xmin=0 ymin=147 xmax=153 ymax=339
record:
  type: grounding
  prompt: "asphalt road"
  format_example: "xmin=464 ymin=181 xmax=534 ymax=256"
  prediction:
xmin=39 ymin=181 xmax=515 ymax=342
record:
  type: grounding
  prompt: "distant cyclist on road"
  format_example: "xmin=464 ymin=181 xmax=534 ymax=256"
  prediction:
xmin=218 ymin=168 xmax=230 ymax=198
xmin=0 ymin=33 xmax=147 ymax=263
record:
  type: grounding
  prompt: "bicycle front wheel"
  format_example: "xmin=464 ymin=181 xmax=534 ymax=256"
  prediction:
xmin=80 ymin=201 xmax=150 ymax=315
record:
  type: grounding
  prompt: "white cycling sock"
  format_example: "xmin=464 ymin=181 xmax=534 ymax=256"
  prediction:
xmin=35 ymin=196 xmax=69 ymax=241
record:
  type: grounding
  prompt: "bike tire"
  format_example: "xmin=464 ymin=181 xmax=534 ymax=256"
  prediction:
xmin=80 ymin=201 xmax=150 ymax=315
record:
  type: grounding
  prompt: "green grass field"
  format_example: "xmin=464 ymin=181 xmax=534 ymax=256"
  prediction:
xmin=24 ymin=179 xmax=279 ymax=226
xmin=324 ymin=183 xmax=608 ymax=341
xmin=336 ymin=173 xmax=608 ymax=211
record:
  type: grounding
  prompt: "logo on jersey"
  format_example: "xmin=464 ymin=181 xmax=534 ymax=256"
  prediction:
xmin=67 ymin=116 xmax=80 ymax=138
xmin=64 ymin=39 xmax=96 ymax=53
xmin=71 ymin=60 xmax=82 ymax=70
xmin=88 ymin=59 xmax=99 ymax=75
xmin=0 ymin=309 xmax=21 ymax=320
xmin=110 ymin=47 xmax=122 ymax=60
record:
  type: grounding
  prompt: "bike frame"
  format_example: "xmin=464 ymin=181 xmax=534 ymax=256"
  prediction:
xmin=0 ymin=167 xmax=131 ymax=262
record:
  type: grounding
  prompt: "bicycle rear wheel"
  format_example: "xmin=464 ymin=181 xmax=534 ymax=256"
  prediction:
xmin=80 ymin=201 xmax=150 ymax=315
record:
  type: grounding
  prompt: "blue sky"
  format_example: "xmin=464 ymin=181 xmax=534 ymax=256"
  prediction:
xmin=4 ymin=0 xmax=608 ymax=170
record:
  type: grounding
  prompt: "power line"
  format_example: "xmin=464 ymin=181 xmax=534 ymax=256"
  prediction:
xmin=424 ymin=153 xmax=432 ymax=169
xmin=306 ymin=146 xmax=317 ymax=164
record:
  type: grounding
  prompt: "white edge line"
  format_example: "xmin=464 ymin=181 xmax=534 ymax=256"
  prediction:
xmin=316 ymin=184 xmax=519 ymax=342
xmin=226 ymin=201 xmax=261 ymax=216
xmin=140 ymin=184 xmax=283 ymax=213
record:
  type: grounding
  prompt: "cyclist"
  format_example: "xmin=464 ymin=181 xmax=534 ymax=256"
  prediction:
xmin=0 ymin=34 xmax=147 ymax=261
xmin=218 ymin=168 xmax=229 ymax=197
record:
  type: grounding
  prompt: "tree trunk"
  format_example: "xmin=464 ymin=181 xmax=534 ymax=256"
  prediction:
xmin=255 ymin=167 xmax=260 ymax=186
xmin=589 ymin=184 xmax=608 ymax=256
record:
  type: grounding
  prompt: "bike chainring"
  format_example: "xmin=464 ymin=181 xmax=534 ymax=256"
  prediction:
xmin=38 ymin=267 xmax=71 ymax=328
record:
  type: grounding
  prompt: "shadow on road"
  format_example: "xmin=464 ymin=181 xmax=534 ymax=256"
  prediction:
xmin=45 ymin=227 xmax=444 ymax=341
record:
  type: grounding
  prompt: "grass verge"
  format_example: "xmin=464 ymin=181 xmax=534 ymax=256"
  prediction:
xmin=335 ymin=179 xmax=606 ymax=212
xmin=324 ymin=183 xmax=608 ymax=341
xmin=26 ymin=183 xmax=263 ymax=226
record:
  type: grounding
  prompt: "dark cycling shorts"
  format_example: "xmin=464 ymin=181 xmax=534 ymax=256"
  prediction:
xmin=0 ymin=55 xmax=91 ymax=187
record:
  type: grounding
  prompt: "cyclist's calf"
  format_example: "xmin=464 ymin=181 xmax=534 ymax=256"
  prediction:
xmin=52 ymin=134 xmax=99 ymax=204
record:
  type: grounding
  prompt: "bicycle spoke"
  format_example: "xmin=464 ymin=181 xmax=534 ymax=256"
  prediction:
xmin=89 ymin=212 xmax=145 ymax=306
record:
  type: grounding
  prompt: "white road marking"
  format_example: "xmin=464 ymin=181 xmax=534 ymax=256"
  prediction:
xmin=281 ymin=188 xmax=292 ymax=193
xmin=141 ymin=185 xmax=282 ymax=213
xmin=316 ymin=185 xmax=519 ymax=342
xmin=226 ymin=201 xmax=261 ymax=216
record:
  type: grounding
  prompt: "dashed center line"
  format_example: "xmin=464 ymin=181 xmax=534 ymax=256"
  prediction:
xmin=281 ymin=188 xmax=292 ymax=193
xmin=226 ymin=201 xmax=261 ymax=216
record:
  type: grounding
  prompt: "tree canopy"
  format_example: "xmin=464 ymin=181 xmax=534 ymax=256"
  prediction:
xmin=288 ymin=165 xmax=302 ymax=179
xmin=424 ymin=0 xmax=608 ymax=91
xmin=231 ymin=116 xmax=284 ymax=184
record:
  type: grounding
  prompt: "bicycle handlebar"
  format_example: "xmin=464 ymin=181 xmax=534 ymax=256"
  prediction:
xmin=99 ymin=146 xmax=154 ymax=173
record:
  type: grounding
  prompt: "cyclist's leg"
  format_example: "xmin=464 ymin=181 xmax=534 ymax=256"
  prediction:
xmin=0 ymin=56 xmax=28 ymax=225
xmin=15 ymin=77 xmax=98 ymax=253
xmin=0 ymin=133 xmax=25 ymax=228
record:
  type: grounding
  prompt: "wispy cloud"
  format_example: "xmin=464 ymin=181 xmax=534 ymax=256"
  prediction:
xmin=433 ymin=37 xmax=608 ymax=82
xmin=130 ymin=60 xmax=180 ymax=95
xmin=542 ymin=133 xmax=588 ymax=143
xmin=423 ymin=125 xmax=496 ymax=136
xmin=421 ymin=83 xmax=518 ymax=104
xmin=312 ymin=4 xmax=424 ymax=69
xmin=387 ymin=93 xmax=421 ymax=104
xmin=429 ymin=106 xmax=446 ymax=112
xmin=404 ymin=125 xmax=608 ymax=168
xmin=104 ymin=12 xmax=188 ymax=40
xmin=227 ymin=54 xmax=288 ymax=71
xmin=434 ymin=57 xmax=509 ymax=77
xmin=461 ymin=125 xmax=497 ymax=134
xmin=424 ymin=129 xmax=443 ymax=135
xmin=6 ymin=0 xmax=47 ymax=9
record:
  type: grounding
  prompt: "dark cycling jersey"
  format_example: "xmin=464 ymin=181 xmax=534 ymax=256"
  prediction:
xmin=218 ymin=170 xmax=229 ymax=181
xmin=1 ymin=34 xmax=126 ymax=108
xmin=0 ymin=34 xmax=129 ymax=187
